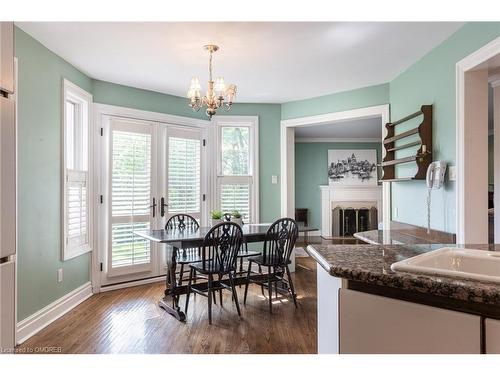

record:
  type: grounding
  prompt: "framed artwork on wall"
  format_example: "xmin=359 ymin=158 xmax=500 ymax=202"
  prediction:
xmin=328 ymin=149 xmax=377 ymax=186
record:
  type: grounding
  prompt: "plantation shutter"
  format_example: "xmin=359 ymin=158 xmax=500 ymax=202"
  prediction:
xmin=66 ymin=170 xmax=88 ymax=249
xmin=220 ymin=182 xmax=250 ymax=221
xmin=168 ymin=137 xmax=201 ymax=214
xmin=110 ymin=128 xmax=152 ymax=271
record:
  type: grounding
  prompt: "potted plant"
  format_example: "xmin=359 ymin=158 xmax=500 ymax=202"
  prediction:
xmin=210 ymin=210 xmax=223 ymax=226
xmin=231 ymin=210 xmax=243 ymax=226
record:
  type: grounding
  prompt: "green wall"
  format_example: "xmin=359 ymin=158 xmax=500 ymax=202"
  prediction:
xmin=92 ymin=80 xmax=207 ymax=120
xmin=93 ymin=80 xmax=282 ymax=223
xmin=295 ymin=142 xmax=382 ymax=229
xmin=281 ymin=83 xmax=389 ymax=120
xmin=389 ymin=22 xmax=500 ymax=233
xmin=15 ymin=27 xmax=92 ymax=321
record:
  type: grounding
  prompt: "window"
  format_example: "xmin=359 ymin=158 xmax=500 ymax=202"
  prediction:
xmin=215 ymin=116 xmax=258 ymax=223
xmin=63 ymin=79 xmax=92 ymax=260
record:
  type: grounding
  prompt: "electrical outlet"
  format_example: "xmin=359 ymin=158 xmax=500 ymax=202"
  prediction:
xmin=271 ymin=175 xmax=278 ymax=184
xmin=448 ymin=165 xmax=457 ymax=181
xmin=57 ymin=268 xmax=63 ymax=283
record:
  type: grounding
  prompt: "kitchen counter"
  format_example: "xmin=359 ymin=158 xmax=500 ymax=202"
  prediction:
xmin=306 ymin=243 xmax=500 ymax=307
xmin=309 ymin=242 xmax=500 ymax=353
xmin=353 ymin=229 xmax=437 ymax=245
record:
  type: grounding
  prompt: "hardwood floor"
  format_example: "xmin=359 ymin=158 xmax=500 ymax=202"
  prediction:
xmin=18 ymin=257 xmax=318 ymax=354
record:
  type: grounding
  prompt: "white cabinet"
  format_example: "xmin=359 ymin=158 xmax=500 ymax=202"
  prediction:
xmin=485 ymin=318 xmax=500 ymax=354
xmin=0 ymin=22 xmax=14 ymax=94
xmin=339 ymin=289 xmax=481 ymax=354
xmin=0 ymin=96 xmax=15 ymax=259
xmin=317 ymin=265 xmax=342 ymax=354
xmin=0 ymin=261 xmax=15 ymax=352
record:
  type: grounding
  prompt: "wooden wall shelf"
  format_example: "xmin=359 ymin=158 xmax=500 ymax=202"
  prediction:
xmin=379 ymin=105 xmax=433 ymax=182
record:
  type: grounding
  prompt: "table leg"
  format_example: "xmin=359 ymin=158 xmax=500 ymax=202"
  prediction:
xmin=158 ymin=244 xmax=186 ymax=322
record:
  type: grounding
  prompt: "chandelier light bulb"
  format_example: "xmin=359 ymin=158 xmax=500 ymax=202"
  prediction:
xmin=214 ymin=77 xmax=226 ymax=97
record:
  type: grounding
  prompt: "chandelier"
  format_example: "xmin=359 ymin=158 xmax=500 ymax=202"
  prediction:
xmin=187 ymin=45 xmax=237 ymax=119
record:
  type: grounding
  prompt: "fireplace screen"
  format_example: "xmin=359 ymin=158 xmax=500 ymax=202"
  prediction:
xmin=332 ymin=206 xmax=377 ymax=237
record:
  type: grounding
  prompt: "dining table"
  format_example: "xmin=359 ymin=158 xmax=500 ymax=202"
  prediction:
xmin=134 ymin=223 xmax=317 ymax=321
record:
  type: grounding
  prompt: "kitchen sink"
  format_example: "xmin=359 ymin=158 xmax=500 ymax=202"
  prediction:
xmin=391 ymin=247 xmax=500 ymax=283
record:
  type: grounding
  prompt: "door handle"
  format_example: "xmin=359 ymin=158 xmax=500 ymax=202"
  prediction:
xmin=161 ymin=197 xmax=168 ymax=217
xmin=149 ymin=198 xmax=157 ymax=218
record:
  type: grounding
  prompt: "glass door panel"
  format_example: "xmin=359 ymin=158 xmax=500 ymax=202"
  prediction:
xmin=164 ymin=126 xmax=203 ymax=223
xmin=105 ymin=118 xmax=157 ymax=280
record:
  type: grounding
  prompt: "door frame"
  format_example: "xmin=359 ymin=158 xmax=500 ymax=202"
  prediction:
xmin=92 ymin=103 xmax=210 ymax=293
xmin=456 ymin=36 xmax=500 ymax=244
xmin=280 ymin=104 xmax=391 ymax=231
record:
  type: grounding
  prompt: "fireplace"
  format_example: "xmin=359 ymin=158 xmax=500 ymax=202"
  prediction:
xmin=320 ymin=185 xmax=382 ymax=238
xmin=332 ymin=205 xmax=378 ymax=237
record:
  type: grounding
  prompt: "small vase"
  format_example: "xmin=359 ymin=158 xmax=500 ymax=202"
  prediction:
xmin=232 ymin=217 xmax=243 ymax=226
xmin=210 ymin=218 xmax=223 ymax=227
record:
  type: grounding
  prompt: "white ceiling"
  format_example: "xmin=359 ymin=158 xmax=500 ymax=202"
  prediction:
xmin=16 ymin=22 xmax=463 ymax=103
xmin=295 ymin=117 xmax=382 ymax=140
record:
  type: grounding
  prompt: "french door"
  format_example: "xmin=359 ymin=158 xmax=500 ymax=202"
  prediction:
xmin=99 ymin=116 xmax=205 ymax=286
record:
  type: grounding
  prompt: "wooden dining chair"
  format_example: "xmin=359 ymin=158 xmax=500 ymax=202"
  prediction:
xmin=165 ymin=214 xmax=201 ymax=285
xmin=184 ymin=222 xmax=243 ymax=324
xmin=243 ymin=218 xmax=299 ymax=313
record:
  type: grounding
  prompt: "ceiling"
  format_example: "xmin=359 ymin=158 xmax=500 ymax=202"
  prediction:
xmin=295 ymin=117 xmax=382 ymax=140
xmin=16 ymin=22 xmax=463 ymax=103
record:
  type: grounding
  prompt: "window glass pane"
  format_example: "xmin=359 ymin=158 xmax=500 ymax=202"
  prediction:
xmin=111 ymin=131 xmax=152 ymax=217
xmin=221 ymin=127 xmax=249 ymax=175
xmin=220 ymin=183 xmax=250 ymax=221
xmin=65 ymin=101 xmax=76 ymax=170
xmin=80 ymin=102 xmax=88 ymax=171
xmin=168 ymin=137 xmax=201 ymax=213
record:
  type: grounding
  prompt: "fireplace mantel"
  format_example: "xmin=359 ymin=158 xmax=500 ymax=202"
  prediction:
xmin=320 ymin=184 xmax=382 ymax=238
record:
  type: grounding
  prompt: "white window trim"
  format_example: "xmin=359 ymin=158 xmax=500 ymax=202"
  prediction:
xmin=62 ymin=79 xmax=93 ymax=261
xmin=211 ymin=115 xmax=259 ymax=223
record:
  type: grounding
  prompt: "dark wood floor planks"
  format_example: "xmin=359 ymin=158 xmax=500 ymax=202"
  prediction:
xmin=18 ymin=257 xmax=318 ymax=354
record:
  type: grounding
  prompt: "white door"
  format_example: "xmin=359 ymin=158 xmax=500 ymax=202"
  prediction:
xmin=101 ymin=117 xmax=158 ymax=285
xmin=99 ymin=118 xmax=206 ymax=285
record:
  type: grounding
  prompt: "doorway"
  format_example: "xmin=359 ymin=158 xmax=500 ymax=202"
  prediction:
xmin=280 ymin=105 xmax=391 ymax=232
xmin=456 ymin=36 xmax=500 ymax=244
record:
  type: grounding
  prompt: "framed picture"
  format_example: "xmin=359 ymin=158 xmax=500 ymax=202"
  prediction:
xmin=328 ymin=149 xmax=377 ymax=186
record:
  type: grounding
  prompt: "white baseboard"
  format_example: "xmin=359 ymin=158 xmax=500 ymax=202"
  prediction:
xmin=16 ymin=282 xmax=93 ymax=344
xmin=99 ymin=275 xmax=166 ymax=293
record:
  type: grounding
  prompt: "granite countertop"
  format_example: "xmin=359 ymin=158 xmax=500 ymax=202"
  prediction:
xmin=354 ymin=230 xmax=437 ymax=245
xmin=306 ymin=243 xmax=500 ymax=306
